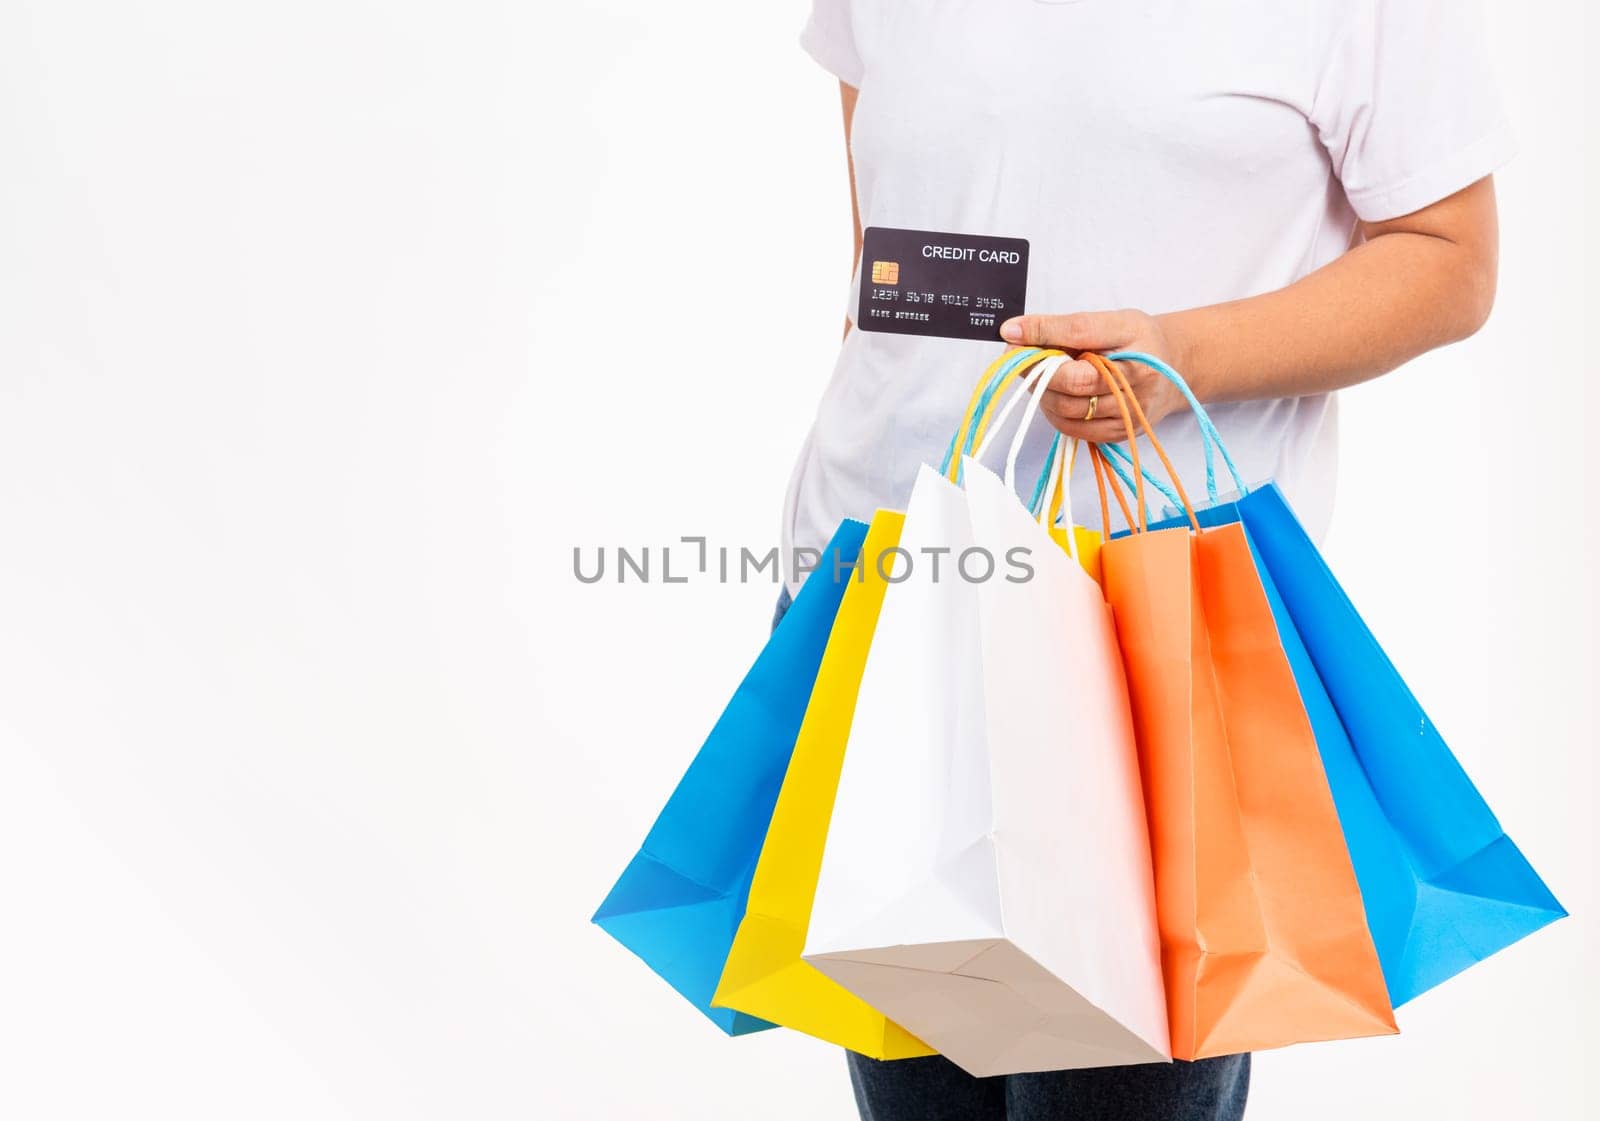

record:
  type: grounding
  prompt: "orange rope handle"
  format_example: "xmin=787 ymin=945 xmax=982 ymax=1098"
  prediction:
xmin=1083 ymin=353 xmax=1146 ymax=531
xmin=1084 ymin=352 xmax=1201 ymax=534
xmin=1087 ymin=439 xmax=1113 ymax=541
xmin=1091 ymin=443 xmax=1137 ymax=530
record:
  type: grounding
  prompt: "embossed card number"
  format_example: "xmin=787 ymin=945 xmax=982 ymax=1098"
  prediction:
xmin=857 ymin=226 xmax=1030 ymax=342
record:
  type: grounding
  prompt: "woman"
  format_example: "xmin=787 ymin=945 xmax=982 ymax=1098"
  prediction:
xmin=776 ymin=1 xmax=1507 ymax=1119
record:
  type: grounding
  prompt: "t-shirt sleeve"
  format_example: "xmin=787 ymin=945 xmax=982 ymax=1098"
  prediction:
xmin=800 ymin=0 xmax=865 ymax=87
xmin=1311 ymin=0 xmax=1515 ymax=222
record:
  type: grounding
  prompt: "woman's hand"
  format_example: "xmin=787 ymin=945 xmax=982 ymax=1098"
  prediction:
xmin=999 ymin=310 xmax=1194 ymax=442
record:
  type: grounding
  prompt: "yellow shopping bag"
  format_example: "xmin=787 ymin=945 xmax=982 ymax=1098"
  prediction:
xmin=711 ymin=508 xmax=930 ymax=1058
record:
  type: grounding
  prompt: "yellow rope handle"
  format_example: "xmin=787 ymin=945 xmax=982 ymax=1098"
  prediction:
xmin=1043 ymin=438 xmax=1078 ymax=539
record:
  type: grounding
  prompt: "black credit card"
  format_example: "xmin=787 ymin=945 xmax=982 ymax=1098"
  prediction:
xmin=856 ymin=226 xmax=1030 ymax=341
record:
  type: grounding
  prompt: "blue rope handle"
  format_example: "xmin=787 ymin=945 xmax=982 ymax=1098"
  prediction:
xmin=1104 ymin=350 xmax=1247 ymax=502
xmin=1101 ymin=441 xmax=1183 ymax=517
xmin=1027 ymin=433 xmax=1062 ymax=517
xmin=1028 ymin=438 xmax=1181 ymax=525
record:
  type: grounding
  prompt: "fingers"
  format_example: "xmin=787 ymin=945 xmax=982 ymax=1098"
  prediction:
xmin=999 ymin=309 xmax=1143 ymax=349
xmin=1041 ymin=360 xmax=1106 ymax=398
xmin=1040 ymin=414 xmax=1137 ymax=444
xmin=1032 ymin=359 xmax=1116 ymax=424
xmin=1038 ymin=388 xmax=1091 ymax=422
xmin=1039 ymin=369 xmax=1145 ymax=443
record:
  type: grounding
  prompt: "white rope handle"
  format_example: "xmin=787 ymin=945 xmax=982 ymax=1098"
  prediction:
xmin=1004 ymin=354 xmax=1067 ymax=492
xmin=966 ymin=355 xmax=1082 ymax=564
xmin=1029 ymin=436 xmax=1080 ymax=564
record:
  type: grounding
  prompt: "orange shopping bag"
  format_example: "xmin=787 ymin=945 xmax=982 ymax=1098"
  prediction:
xmin=1085 ymin=355 xmax=1395 ymax=1060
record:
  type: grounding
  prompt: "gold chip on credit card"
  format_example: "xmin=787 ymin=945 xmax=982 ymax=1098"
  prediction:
xmin=870 ymin=260 xmax=900 ymax=284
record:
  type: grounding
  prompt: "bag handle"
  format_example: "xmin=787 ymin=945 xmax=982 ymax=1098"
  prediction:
xmin=1028 ymin=434 xmax=1179 ymax=528
xmin=1012 ymin=359 xmax=1080 ymax=551
xmin=1086 ymin=352 xmax=1149 ymax=529
xmin=970 ymin=354 xmax=1068 ymax=483
xmin=960 ymin=350 xmax=1062 ymax=492
xmin=973 ymin=355 xmax=1088 ymax=557
xmin=941 ymin=349 xmax=1025 ymax=480
xmin=969 ymin=354 xmax=1072 ymax=520
xmin=1104 ymin=350 xmax=1247 ymax=502
xmin=1081 ymin=355 xmax=1143 ymax=540
xmin=1083 ymin=353 xmax=1201 ymax=534
xmin=940 ymin=347 xmax=1062 ymax=481
xmin=958 ymin=348 xmax=1121 ymax=520
xmin=940 ymin=349 xmax=1023 ymax=480
xmin=1087 ymin=441 xmax=1121 ymax=542
xmin=1099 ymin=441 xmax=1182 ymax=524
xmin=1048 ymin=437 xmax=1082 ymax=560
xmin=1027 ymin=433 xmax=1064 ymax=518
xmin=1027 ymin=353 xmax=1218 ymax=520
xmin=1091 ymin=426 xmax=1170 ymax=541
xmin=955 ymin=352 xmax=1086 ymax=558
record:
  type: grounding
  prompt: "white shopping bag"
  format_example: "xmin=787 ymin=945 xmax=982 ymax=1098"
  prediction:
xmin=803 ymin=357 xmax=1170 ymax=1075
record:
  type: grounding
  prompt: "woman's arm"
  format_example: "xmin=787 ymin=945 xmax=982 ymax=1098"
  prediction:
xmin=840 ymin=81 xmax=861 ymax=339
xmin=1000 ymin=177 xmax=1500 ymax=439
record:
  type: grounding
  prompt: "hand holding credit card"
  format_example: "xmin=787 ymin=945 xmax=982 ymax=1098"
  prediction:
xmin=856 ymin=226 xmax=1030 ymax=342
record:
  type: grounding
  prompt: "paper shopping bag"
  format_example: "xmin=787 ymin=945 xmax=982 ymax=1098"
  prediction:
xmin=712 ymin=509 xmax=934 ymax=1059
xmin=715 ymin=346 xmax=1103 ymax=1060
xmin=803 ymin=354 xmax=1171 ymax=1076
xmin=1237 ymin=483 xmax=1566 ymax=1005
xmin=1088 ymin=355 xmax=1394 ymax=1060
xmin=1102 ymin=348 xmax=1566 ymax=1009
xmin=592 ymin=518 xmax=868 ymax=1035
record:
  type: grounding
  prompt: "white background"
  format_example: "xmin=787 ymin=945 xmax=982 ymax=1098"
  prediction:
xmin=0 ymin=2 xmax=1592 ymax=1118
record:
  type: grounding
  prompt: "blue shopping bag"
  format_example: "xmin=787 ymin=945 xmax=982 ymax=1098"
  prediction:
xmin=1236 ymin=483 xmax=1565 ymax=1004
xmin=592 ymin=518 xmax=869 ymax=1034
xmin=1103 ymin=351 xmax=1566 ymax=1008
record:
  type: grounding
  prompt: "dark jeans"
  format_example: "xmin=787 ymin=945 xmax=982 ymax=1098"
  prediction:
xmin=773 ymin=586 xmax=1252 ymax=1120
xmin=847 ymin=1053 xmax=1249 ymax=1121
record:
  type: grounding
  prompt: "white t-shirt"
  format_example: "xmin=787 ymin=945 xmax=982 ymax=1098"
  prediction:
xmin=783 ymin=0 xmax=1511 ymax=585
